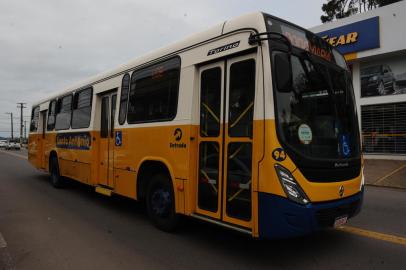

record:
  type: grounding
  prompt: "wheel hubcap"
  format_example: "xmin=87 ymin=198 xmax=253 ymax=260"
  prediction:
xmin=52 ymin=169 xmax=57 ymax=183
xmin=151 ymin=188 xmax=171 ymax=217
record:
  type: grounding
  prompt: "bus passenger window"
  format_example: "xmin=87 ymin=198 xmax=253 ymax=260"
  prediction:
xmin=72 ymin=88 xmax=93 ymax=129
xmin=30 ymin=106 xmax=40 ymax=132
xmin=47 ymin=100 xmax=57 ymax=131
xmin=118 ymin=73 xmax=130 ymax=125
xmin=55 ymin=94 xmax=73 ymax=130
xmin=127 ymin=57 xmax=180 ymax=123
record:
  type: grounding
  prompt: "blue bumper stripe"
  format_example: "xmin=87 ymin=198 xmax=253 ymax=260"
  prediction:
xmin=258 ymin=189 xmax=364 ymax=239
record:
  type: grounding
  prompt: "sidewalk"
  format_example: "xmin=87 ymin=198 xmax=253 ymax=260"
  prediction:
xmin=364 ymin=159 xmax=406 ymax=189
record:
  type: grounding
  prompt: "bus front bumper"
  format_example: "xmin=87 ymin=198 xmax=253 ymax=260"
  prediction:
xmin=258 ymin=189 xmax=364 ymax=239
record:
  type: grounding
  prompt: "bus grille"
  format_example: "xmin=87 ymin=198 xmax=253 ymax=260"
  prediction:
xmin=315 ymin=200 xmax=360 ymax=227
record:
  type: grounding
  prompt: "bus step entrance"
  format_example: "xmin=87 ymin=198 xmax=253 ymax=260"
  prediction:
xmin=95 ymin=186 xmax=113 ymax=197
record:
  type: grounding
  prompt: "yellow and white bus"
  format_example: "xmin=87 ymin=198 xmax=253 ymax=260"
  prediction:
xmin=28 ymin=12 xmax=364 ymax=238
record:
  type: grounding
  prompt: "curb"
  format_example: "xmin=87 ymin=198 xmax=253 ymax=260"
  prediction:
xmin=365 ymin=183 xmax=406 ymax=191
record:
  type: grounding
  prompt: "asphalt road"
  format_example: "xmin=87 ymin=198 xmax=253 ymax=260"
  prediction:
xmin=0 ymin=150 xmax=405 ymax=270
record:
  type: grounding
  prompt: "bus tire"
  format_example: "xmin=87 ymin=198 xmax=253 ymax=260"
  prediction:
xmin=50 ymin=156 xmax=64 ymax=188
xmin=146 ymin=173 xmax=179 ymax=232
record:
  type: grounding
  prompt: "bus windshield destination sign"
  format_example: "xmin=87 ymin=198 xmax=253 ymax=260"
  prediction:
xmin=281 ymin=24 xmax=333 ymax=62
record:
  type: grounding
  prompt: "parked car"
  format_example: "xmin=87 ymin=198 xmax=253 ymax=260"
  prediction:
xmin=361 ymin=64 xmax=396 ymax=96
xmin=0 ymin=140 xmax=7 ymax=149
xmin=6 ymin=141 xmax=21 ymax=150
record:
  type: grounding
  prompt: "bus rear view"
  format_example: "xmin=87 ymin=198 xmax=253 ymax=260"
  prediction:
xmin=255 ymin=14 xmax=363 ymax=238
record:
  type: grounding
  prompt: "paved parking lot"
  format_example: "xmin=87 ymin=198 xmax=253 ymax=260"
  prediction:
xmin=0 ymin=150 xmax=405 ymax=269
xmin=364 ymin=159 xmax=406 ymax=189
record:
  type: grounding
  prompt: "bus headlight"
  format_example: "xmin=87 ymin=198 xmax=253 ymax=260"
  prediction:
xmin=360 ymin=167 xmax=365 ymax=191
xmin=275 ymin=164 xmax=309 ymax=205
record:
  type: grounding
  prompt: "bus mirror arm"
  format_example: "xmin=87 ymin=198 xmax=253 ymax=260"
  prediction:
xmin=248 ymin=32 xmax=292 ymax=53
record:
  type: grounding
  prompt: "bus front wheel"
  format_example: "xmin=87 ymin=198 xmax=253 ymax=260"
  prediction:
xmin=146 ymin=174 xmax=179 ymax=232
xmin=50 ymin=156 xmax=65 ymax=188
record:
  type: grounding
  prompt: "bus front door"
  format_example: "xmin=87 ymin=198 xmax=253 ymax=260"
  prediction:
xmin=196 ymin=54 xmax=256 ymax=229
xmin=98 ymin=92 xmax=117 ymax=188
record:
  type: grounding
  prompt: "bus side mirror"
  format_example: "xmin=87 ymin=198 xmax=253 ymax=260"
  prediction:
xmin=275 ymin=53 xmax=292 ymax=92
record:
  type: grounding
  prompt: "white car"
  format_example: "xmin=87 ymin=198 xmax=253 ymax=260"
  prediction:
xmin=0 ymin=140 xmax=7 ymax=149
xmin=6 ymin=142 xmax=21 ymax=150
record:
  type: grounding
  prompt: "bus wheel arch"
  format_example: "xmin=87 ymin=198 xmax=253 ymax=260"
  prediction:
xmin=136 ymin=159 xmax=175 ymax=202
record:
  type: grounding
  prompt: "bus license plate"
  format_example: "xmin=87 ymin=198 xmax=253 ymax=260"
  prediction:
xmin=334 ymin=216 xmax=348 ymax=228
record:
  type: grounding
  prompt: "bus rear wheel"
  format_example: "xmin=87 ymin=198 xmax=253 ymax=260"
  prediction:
xmin=146 ymin=174 xmax=179 ymax=232
xmin=50 ymin=156 xmax=65 ymax=188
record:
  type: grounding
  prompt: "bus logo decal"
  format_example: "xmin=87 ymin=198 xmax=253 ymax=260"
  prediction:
xmin=174 ymin=128 xmax=182 ymax=141
xmin=339 ymin=185 xmax=344 ymax=197
xmin=170 ymin=128 xmax=186 ymax=149
xmin=207 ymin=41 xmax=240 ymax=56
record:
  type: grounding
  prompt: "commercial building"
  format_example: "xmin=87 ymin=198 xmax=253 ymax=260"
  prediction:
xmin=311 ymin=1 xmax=406 ymax=159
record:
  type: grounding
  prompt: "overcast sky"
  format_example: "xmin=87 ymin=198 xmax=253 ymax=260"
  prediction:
xmin=0 ymin=0 xmax=326 ymax=138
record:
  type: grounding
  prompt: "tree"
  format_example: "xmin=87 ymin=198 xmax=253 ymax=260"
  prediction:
xmin=320 ymin=0 xmax=403 ymax=23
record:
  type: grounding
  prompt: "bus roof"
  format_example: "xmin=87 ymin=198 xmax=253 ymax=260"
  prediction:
xmin=32 ymin=12 xmax=269 ymax=107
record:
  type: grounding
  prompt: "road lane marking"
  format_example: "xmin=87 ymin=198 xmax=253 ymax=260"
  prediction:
xmin=373 ymin=163 xmax=406 ymax=185
xmin=338 ymin=225 xmax=406 ymax=245
xmin=0 ymin=232 xmax=7 ymax=248
xmin=0 ymin=150 xmax=28 ymax=160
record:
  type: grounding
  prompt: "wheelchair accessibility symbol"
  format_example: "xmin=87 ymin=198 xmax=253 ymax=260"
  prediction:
xmin=115 ymin=131 xmax=122 ymax=146
xmin=340 ymin=134 xmax=351 ymax=157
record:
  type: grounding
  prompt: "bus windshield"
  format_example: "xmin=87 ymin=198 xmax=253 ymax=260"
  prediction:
xmin=265 ymin=14 xmax=360 ymax=163
xmin=273 ymin=52 xmax=360 ymax=159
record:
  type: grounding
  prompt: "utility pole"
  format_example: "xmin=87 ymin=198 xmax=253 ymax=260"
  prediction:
xmin=24 ymin=120 xmax=27 ymax=141
xmin=17 ymin=103 xmax=26 ymax=145
xmin=5 ymin=112 xmax=13 ymax=140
